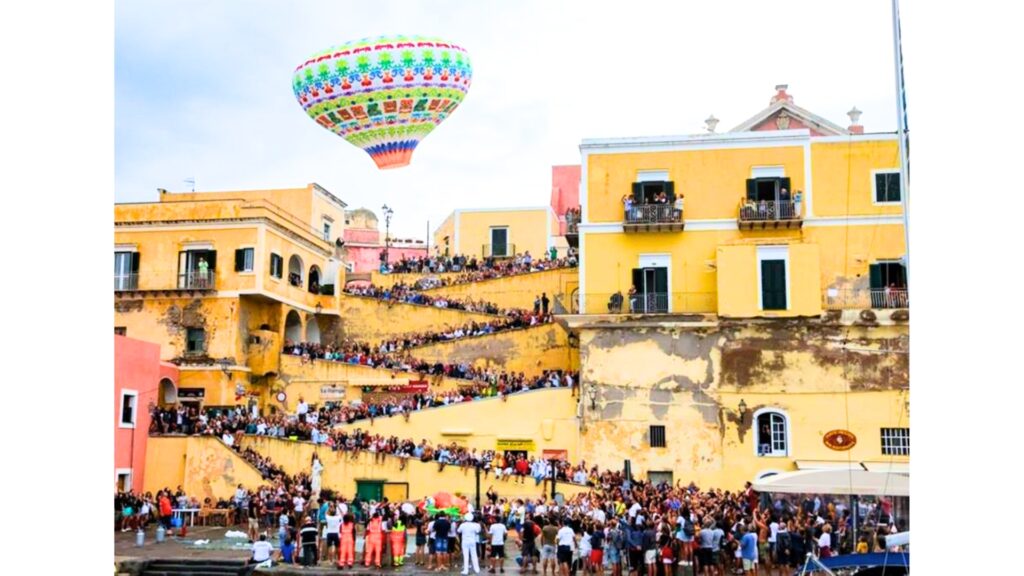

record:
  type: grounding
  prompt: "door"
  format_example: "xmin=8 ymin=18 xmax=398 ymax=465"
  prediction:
xmin=356 ymin=480 xmax=384 ymax=503
xmin=648 ymin=471 xmax=673 ymax=486
xmin=632 ymin=267 xmax=668 ymax=312
xmin=490 ymin=228 xmax=508 ymax=257
xmin=761 ymin=260 xmax=787 ymax=310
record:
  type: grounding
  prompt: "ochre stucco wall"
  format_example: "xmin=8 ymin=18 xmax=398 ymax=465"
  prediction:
xmin=578 ymin=319 xmax=909 ymax=487
xmin=405 ymin=323 xmax=576 ymax=378
xmin=423 ymin=268 xmax=579 ymax=312
xmin=143 ymin=436 xmax=266 ymax=502
xmin=337 ymin=295 xmax=500 ymax=343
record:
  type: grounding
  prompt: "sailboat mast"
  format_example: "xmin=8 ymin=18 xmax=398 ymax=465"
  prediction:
xmin=892 ymin=0 xmax=911 ymax=289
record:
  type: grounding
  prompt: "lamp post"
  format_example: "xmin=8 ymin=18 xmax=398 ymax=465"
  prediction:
xmin=381 ymin=204 xmax=394 ymax=266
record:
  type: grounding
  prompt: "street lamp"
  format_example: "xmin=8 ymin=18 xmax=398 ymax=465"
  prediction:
xmin=381 ymin=204 xmax=394 ymax=266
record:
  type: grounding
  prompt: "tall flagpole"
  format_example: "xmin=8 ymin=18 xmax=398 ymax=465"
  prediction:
xmin=892 ymin=0 xmax=911 ymax=289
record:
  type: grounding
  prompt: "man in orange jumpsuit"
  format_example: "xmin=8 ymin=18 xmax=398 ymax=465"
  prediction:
xmin=338 ymin=514 xmax=356 ymax=569
xmin=364 ymin=512 xmax=384 ymax=568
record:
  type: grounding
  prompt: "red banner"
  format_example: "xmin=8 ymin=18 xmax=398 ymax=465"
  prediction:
xmin=542 ymin=449 xmax=568 ymax=461
xmin=396 ymin=380 xmax=428 ymax=393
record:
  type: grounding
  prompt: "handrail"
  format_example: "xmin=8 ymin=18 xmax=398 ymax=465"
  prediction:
xmin=738 ymin=199 xmax=801 ymax=221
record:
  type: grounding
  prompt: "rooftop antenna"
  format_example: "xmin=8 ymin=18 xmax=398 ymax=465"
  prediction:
xmin=184 ymin=177 xmax=195 ymax=192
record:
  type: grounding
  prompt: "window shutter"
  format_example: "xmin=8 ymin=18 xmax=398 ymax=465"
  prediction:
xmin=235 ymin=249 xmax=245 ymax=271
xmin=130 ymin=252 xmax=140 ymax=273
xmin=780 ymin=177 xmax=791 ymax=195
xmin=761 ymin=260 xmax=786 ymax=310
xmin=631 ymin=268 xmax=643 ymax=292
xmin=664 ymin=181 xmax=675 ymax=201
xmin=178 ymin=251 xmax=187 ymax=288
xmin=746 ymin=179 xmax=756 ymax=200
xmin=890 ymin=174 xmax=901 ymax=202
xmin=868 ymin=264 xmax=882 ymax=290
xmin=207 ymin=250 xmax=217 ymax=270
xmin=632 ymin=182 xmax=643 ymax=202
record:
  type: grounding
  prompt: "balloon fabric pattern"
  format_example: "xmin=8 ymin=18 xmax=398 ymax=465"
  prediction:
xmin=292 ymin=35 xmax=473 ymax=169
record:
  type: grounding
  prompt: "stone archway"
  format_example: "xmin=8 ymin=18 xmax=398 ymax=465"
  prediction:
xmin=159 ymin=378 xmax=177 ymax=405
xmin=285 ymin=309 xmax=302 ymax=342
xmin=305 ymin=314 xmax=321 ymax=344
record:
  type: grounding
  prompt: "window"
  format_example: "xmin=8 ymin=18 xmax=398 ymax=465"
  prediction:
xmin=177 ymin=249 xmax=216 ymax=289
xmin=874 ymin=172 xmax=901 ymax=203
xmin=755 ymin=411 xmax=788 ymax=456
xmin=114 ymin=251 xmax=139 ymax=291
xmin=186 ymin=328 xmax=206 ymax=355
xmin=649 ymin=425 xmax=666 ymax=448
xmin=757 ymin=246 xmax=789 ymax=311
xmin=869 ymin=261 xmax=908 ymax=308
xmin=270 ymin=253 xmax=283 ymax=279
xmin=323 ymin=220 xmax=333 ymax=242
xmin=490 ymin=227 xmax=509 ymax=257
xmin=116 ymin=470 xmax=132 ymax=492
xmin=234 ymin=248 xmax=254 ymax=272
xmin=881 ymin=427 xmax=910 ymax=455
xmin=119 ymin=390 xmax=137 ymax=428
xmin=114 ymin=326 xmax=127 ymax=336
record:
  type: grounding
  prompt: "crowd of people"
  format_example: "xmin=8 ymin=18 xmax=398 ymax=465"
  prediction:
xmin=345 ymin=283 xmax=507 ymax=315
xmin=381 ymin=252 xmax=577 ymax=285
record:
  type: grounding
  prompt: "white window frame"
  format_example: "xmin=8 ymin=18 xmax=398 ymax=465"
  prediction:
xmin=115 ymin=468 xmax=133 ymax=492
xmin=751 ymin=166 xmax=786 ymax=179
xmin=756 ymin=245 xmax=790 ymax=311
xmin=119 ymin=389 xmax=138 ymax=429
xmin=636 ymin=170 xmax=670 ymax=183
xmin=880 ymin=427 xmax=910 ymax=456
xmin=871 ymin=169 xmax=902 ymax=205
xmin=114 ymin=251 xmax=134 ymax=290
xmin=752 ymin=408 xmax=791 ymax=457
xmin=490 ymin=226 xmax=509 ymax=257
xmin=637 ymin=253 xmax=673 ymax=313
xmin=322 ymin=218 xmax=333 ymax=242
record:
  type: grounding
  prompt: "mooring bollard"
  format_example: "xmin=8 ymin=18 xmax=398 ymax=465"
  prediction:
xmin=135 ymin=528 xmax=145 ymax=547
xmin=156 ymin=525 xmax=166 ymax=543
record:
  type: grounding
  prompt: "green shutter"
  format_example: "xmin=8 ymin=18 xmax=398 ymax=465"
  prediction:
xmin=632 ymin=182 xmax=643 ymax=202
xmin=761 ymin=260 xmax=787 ymax=310
xmin=746 ymin=179 xmax=756 ymax=200
xmin=235 ymin=249 xmax=245 ymax=271
xmin=207 ymin=250 xmax=217 ymax=270
xmin=130 ymin=252 xmax=140 ymax=273
xmin=664 ymin=181 xmax=676 ymax=202
xmin=780 ymin=177 xmax=791 ymax=197
xmin=869 ymin=264 xmax=883 ymax=290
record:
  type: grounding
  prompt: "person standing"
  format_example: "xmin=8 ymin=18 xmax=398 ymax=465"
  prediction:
xmin=556 ymin=518 xmax=576 ymax=576
xmin=324 ymin=503 xmax=342 ymax=567
xmin=816 ymin=524 xmax=832 ymax=559
xmin=541 ymin=293 xmax=550 ymax=316
xmin=364 ymin=512 xmax=384 ymax=568
xmin=541 ymin=517 xmax=560 ymax=576
xmin=158 ymin=491 xmax=173 ymax=532
xmin=534 ymin=296 xmax=541 ymax=316
xmin=338 ymin=513 xmax=356 ymax=569
xmin=247 ymin=495 xmax=261 ymax=542
xmin=590 ymin=522 xmax=605 ymax=576
xmin=391 ymin=516 xmax=408 ymax=567
xmin=488 ymin=515 xmax=508 ymax=573
xmin=459 ymin=513 xmax=483 ymax=575
xmin=739 ymin=524 xmax=758 ymax=576
xmin=521 ymin=513 xmax=540 ymax=574
xmin=434 ymin=512 xmax=452 ymax=572
xmin=299 ymin=517 xmax=319 ymax=568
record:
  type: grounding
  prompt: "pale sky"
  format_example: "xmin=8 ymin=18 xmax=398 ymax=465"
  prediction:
xmin=115 ymin=0 xmax=900 ymax=239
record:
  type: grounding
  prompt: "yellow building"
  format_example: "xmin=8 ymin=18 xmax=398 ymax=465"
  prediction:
xmin=114 ymin=183 xmax=347 ymax=407
xmin=564 ymin=85 xmax=909 ymax=486
xmin=434 ymin=206 xmax=559 ymax=259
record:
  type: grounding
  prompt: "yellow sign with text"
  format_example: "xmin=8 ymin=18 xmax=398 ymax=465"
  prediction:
xmin=496 ymin=439 xmax=536 ymax=451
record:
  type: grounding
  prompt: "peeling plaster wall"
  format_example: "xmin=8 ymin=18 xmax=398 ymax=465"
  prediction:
xmin=337 ymin=294 xmax=499 ymax=343
xmin=407 ymin=323 xmax=575 ymax=378
xmin=115 ymin=296 xmax=241 ymax=364
xmin=578 ymin=319 xmax=909 ymax=486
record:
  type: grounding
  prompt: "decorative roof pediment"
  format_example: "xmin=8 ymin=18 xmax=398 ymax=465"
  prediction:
xmin=730 ymin=85 xmax=849 ymax=136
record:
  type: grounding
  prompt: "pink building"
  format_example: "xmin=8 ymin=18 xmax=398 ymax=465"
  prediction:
xmin=114 ymin=335 xmax=178 ymax=493
xmin=343 ymin=208 xmax=428 ymax=274
xmin=550 ymin=165 xmax=581 ymax=235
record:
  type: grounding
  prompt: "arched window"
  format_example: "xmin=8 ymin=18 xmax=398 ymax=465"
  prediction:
xmin=288 ymin=255 xmax=304 ymax=287
xmin=305 ymin=315 xmax=321 ymax=344
xmin=308 ymin=265 xmax=321 ymax=294
xmin=754 ymin=409 xmax=790 ymax=457
xmin=285 ymin=310 xmax=302 ymax=342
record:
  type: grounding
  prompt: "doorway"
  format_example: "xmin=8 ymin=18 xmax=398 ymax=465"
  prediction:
xmin=490 ymin=228 xmax=509 ymax=257
xmin=630 ymin=267 xmax=668 ymax=313
xmin=356 ymin=480 xmax=384 ymax=503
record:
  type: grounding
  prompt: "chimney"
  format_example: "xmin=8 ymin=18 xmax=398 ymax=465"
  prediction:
xmin=847 ymin=107 xmax=864 ymax=134
xmin=704 ymin=115 xmax=719 ymax=133
xmin=770 ymin=84 xmax=794 ymax=105
xmin=157 ymin=188 xmax=167 ymax=195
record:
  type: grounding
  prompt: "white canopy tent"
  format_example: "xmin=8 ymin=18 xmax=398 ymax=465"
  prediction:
xmin=752 ymin=469 xmax=909 ymax=497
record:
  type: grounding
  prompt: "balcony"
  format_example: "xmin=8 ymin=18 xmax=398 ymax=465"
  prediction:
xmin=824 ymin=287 xmax=909 ymax=310
xmin=623 ymin=204 xmax=684 ymax=233
xmin=482 ymin=243 xmax=516 ymax=258
xmin=177 ymin=271 xmax=216 ymax=291
xmin=565 ymin=292 xmax=718 ymax=315
xmin=114 ymin=273 xmax=138 ymax=292
xmin=565 ymin=214 xmax=580 ymax=248
xmin=738 ymin=200 xmax=803 ymax=230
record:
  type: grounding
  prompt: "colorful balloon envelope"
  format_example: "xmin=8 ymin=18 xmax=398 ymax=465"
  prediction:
xmin=292 ymin=35 xmax=473 ymax=169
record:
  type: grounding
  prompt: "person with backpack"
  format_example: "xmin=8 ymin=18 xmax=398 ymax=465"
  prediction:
xmin=675 ymin=507 xmax=695 ymax=568
xmin=521 ymin=513 xmax=541 ymax=574
xmin=606 ymin=518 xmax=624 ymax=576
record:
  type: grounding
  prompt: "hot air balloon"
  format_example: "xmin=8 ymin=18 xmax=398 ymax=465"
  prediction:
xmin=292 ymin=35 xmax=473 ymax=169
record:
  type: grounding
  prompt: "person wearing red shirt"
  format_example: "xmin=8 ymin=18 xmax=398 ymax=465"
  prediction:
xmin=158 ymin=492 xmax=173 ymax=530
xmin=515 ymin=457 xmax=529 ymax=485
